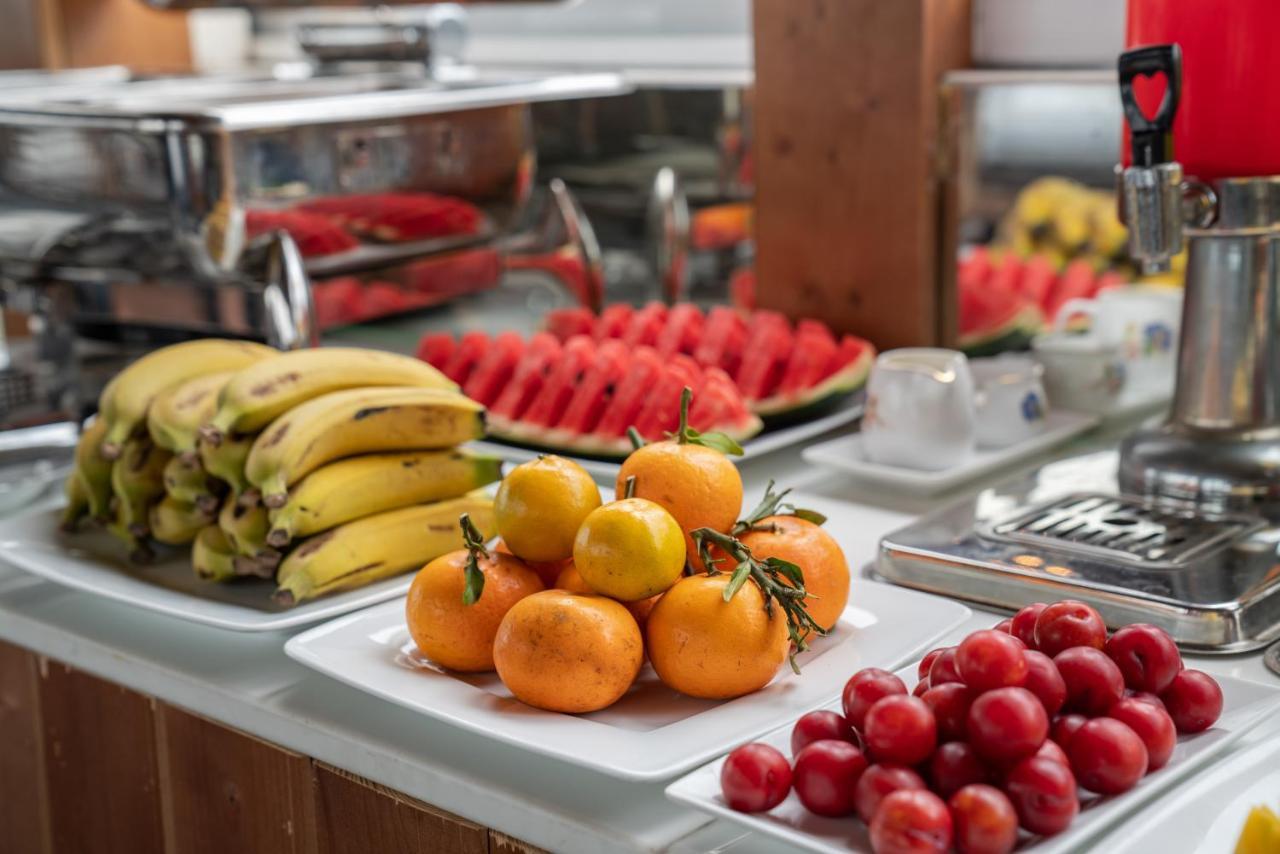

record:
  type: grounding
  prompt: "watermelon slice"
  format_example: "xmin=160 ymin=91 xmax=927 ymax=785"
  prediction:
xmin=694 ymin=306 xmax=750 ymax=378
xmin=440 ymin=331 xmax=490 ymax=385
xmin=463 ymin=331 xmax=524 ymax=407
xmin=545 ymin=307 xmax=596 ymax=341
xmin=632 ymin=358 xmax=705 ymax=442
xmin=735 ymin=318 xmax=793 ymax=403
xmin=518 ymin=336 xmax=597 ymax=429
xmin=654 ymin=302 xmax=704 ymax=358
xmin=958 ymin=254 xmax=1043 ymax=358
xmin=595 ymin=304 xmax=634 ymax=342
xmin=754 ymin=332 xmax=874 ymax=420
xmin=593 ymin=347 xmax=666 ymax=441
xmin=553 ymin=340 xmax=629 ymax=436
xmin=490 ymin=334 xmax=562 ymax=421
xmin=416 ymin=331 xmax=457 ymax=369
xmin=621 ymin=302 xmax=669 ymax=348
xmin=1044 ymin=258 xmax=1102 ymax=322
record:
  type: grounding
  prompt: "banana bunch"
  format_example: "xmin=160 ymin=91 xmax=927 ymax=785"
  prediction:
xmin=62 ymin=337 xmax=497 ymax=607
xmin=998 ymin=176 xmax=1135 ymax=274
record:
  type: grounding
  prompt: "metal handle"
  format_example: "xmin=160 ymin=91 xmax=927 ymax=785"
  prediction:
xmin=500 ymin=179 xmax=604 ymax=312
xmin=262 ymin=231 xmax=317 ymax=350
xmin=648 ymin=167 xmax=690 ymax=305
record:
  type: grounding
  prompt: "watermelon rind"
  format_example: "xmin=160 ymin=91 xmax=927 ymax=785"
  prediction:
xmin=485 ymin=413 xmax=764 ymax=461
xmin=751 ymin=345 xmax=873 ymax=422
xmin=959 ymin=304 xmax=1044 ymax=358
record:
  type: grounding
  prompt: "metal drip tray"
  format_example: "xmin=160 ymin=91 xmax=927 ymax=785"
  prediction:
xmin=983 ymin=493 xmax=1263 ymax=567
xmin=877 ymin=451 xmax=1280 ymax=652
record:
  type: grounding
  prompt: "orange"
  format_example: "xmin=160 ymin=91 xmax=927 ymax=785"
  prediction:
xmin=496 ymin=538 xmax=570 ymax=588
xmin=626 ymin=593 xmax=662 ymax=633
xmin=646 ymin=574 xmax=789 ymax=700
xmin=405 ymin=550 xmax=544 ymax=672
xmin=738 ymin=515 xmax=850 ymax=631
xmin=495 ymin=455 xmax=600 ymax=562
xmin=493 ymin=590 xmax=643 ymax=713
xmin=616 ymin=440 xmax=742 ymax=569
xmin=553 ymin=562 xmax=594 ymax=594
xmin=573 ymin=498 xmax=686 ymax=601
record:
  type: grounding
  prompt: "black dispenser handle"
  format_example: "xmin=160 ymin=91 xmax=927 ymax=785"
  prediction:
xmin=1118 ymin=44 xmax=1182 ymax=168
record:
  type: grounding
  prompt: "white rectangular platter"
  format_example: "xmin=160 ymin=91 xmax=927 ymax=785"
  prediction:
xmin=284 ymin=579 xmax=969 ymax=781
xmin=0 ymin=506 xmax=413 ymax=632
xmin=800 ymin=410 xmax=1099 ymax=497
xmin=666 ymin=669 xmax=1280 ymax=854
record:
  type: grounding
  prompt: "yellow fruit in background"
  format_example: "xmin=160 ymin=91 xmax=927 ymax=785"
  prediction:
xmin=573 ymin=498 xmax=685 ymax=602
xmin=494 ymin=455 xmax=601 ymax=563
xmin=1236 ymin=805 xmax=1280 ymax=854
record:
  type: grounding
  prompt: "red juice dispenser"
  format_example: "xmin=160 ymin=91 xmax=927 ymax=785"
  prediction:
xmin=1117 ymin=0 xmax=1280 ymax=518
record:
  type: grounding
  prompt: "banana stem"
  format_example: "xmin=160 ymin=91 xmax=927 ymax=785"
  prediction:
xmin=459 ymin=513 xmax=489 ymax=605
xmin=691 ymin=526 xmax=827 ymax=674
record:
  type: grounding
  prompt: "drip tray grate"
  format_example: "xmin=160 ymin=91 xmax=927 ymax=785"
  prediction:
xmin=982 ymin=493 xmax=1262 ymax=567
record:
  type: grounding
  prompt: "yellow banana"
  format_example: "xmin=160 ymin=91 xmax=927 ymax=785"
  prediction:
xmin=199 ymin=431 xmax=256 ymax=499
xmin=218 ymin=497 xmax=275 ymax=559
xmin=274 ymin=491 xmax=496 ymax=606
xmin=99 ymin=339 xmax=277 ymax=458
xmin=163 ymin=455 xmax=224 ymax=513
xmin=110 ymin=437 xmax=172 ymax=538
xmin=149 ymin=495 xmax=215 ymax=546
xmin=192 ymin=525 xmax=237 ymax=582
xmin=60 ymin=473 xmax=89 ymax=531
xmin=74 ymin=417 xmax=114 ymax=522
xmin=147 ymin=371 xmax=234 ymax=460
xmin=200 ymin=347 xmax=455 ymax=445
xmin=245 ymin=387 xmax=485 ymax=508
xmin=107 ymin=504 xmax=153 ymax=564
xmin=266 ymin=449 xmax=501 ymax=548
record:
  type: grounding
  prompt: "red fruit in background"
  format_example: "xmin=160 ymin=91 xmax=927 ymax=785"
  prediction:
xmin=1055 ymin=647 xmax=1125 ymax=716
xmin=359 ymin=281 xmax=410 ymax=319
xmin=734 ymin=316 xmax=793 ymax=403
xmin=441 ymin=330 xmax=489 ymax=385
xmin=1021 ymin=650 xmax=1068 ymax=717
xmin=592 ymin=347 xmax=664 ymax=439
xmin=1105 ymin=624 xmax=1183 ymax=694
xmin=1050 ymin=714 xmax=1088 ymax=751
xmin=1068 ymin=718 xmax=1148 ymax=795
xmin=720 ymin=743 xmax=792 ymax=812
xmin=620 ymin=301 xmax=669 ymax=348
xmin=694 ymin=306 xmax=749 ymax=379
xmin=842 ymin=669 xmax=907 ymax=733
xmin=544 ymin=306 xmax=595 ymax=341
xmin=1108 ymin=697 xmax=1177 ymax=770
xmin=630 ymin=358 xmax=701 ymax=440
xmin=792 ymin=740 xmax=868 ymax=818
xmin=791 ymin=710 xmax=857 ymax=756
xmin=918 ymin=648 xmax=946 ymax=681
xmin=930 ymin=742 xmax=988 ymax=799
xmin=1017 ymin=253 xmax=1058 ymax=310
xmin=993 ymin=618 xmax=1014 ymax=634
xmin=653 ymin=303 xmax=704 ymax=358
xmin=1127 ymin=690 xmax=1167 ymax=710
xmin=1011 ymin=603 xmax=1048 ymax=649
xmin=594 ymin=303 xmax=634 ymax=341
xmin=1033 ymin=738 xmax=1070 ymax=768
xmin=957 ymin=630 xmax=1029 ymax=692
xmin=555 ymin=340 xmax=629 ymax=434
xmin=853 ymin=764 xmax=927 ymax=824
xmin=520 ymin=336 xmax=596 ymax=428
xmin=1034 ymin=600 xmax=1107 ymax=657
xmin=1160 ymin=670 xmax=1224 ymax=734
xmin=1044 ymin=258 xmax=1101 ymax=322
xmin=490 ymin=334 xmax=561 ymax=421
xmin=1004 ymin=756 xmax=1079 ymax=836
xmin=462 ymin=331 xmax=524 ymax=407
xmin=967 ymin=687 xmax=1048 ymax=763
xmin=929 ymin=648 xmax=964 ymax=687
xmin=949 ymin=784 xmax=1018 ymax=854
xmin=416 ymin=331 xmax=456 ymax=369
xmin=864 ymin=696 xmax=938 ymax=766
xmin=913 ymin=680 xmax=931 ymax=698
xmin=921 ymin=682 xmax=973 ymax=743
xmin=870 ymin=790 xmax=953 ymax=854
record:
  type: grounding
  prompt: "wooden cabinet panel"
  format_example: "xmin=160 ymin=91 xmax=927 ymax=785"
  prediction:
xmin=490 ymin=830 xmax=550 ymax=854
xmin=38 ymin=661 xmax=165 ymax=854
xmin=314 ymin=763 xmax=489 ymax=854
xmin=0 ymin=642 xmax=51 ymax=854
xmin=751 ymin=0 xmax=971 ymax=349
xmin=155 ymin=703 xmax=317 ymax=854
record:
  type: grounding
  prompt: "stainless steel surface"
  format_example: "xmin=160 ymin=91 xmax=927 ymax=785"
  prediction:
xmin=648 ymin=166 xmax=689 ymax=304
xmin=1121 ymin=162 xmax=1184 ymax=273
xmin=261 ymin=232 xmax=316 ymax=349
xmin=1264 ymin=641 xmax=1280 ymax=679
xmin=877 ymin=449 xmax=1280 ymax=652
xmin=297 ymin=23 xmax=432 ymax=65
xmin=1216 ymin=176 xmax=1280 ymax=229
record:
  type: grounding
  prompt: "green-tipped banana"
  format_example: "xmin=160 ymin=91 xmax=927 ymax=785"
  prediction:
xmin=60 ymin=473 xmax=90 ymax=531
xmin=200 ymin=347 xmax=455 ymax=445
xmin=199 ymin=431 xmax=256 ymax=499
xmin=106 ymin=504 xmax=153 ymax=564
xmin=110 ymin=437 xmax=172 ymax=538
xmin=163 ymin=455 xmax=224 ymax=512
xmin=98 ymin=339 xmax=277 ymax=459
xmin=149 ymin=495 xmax=215 ymax=546
xmin=147 ymin=371 xmax=234 ymax=460
xmin=74 ymin=417 xmax=114 ymax=521
xmin=193 ymin=525 xmax=237 ymax=582
xmin=218 ymin=497 xmax=275 ymax=560
xmin=245 ymin=387 xmax=485 ymax=508
xmin=266 ymin=449 xmax=501 ymax=549
xmin=274 ymin=491 xmax=496 ymax=606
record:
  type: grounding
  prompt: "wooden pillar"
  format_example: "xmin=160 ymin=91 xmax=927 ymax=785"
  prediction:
xmin=0 ymin=0 xmax=191 ymax=72
xmin=751 ymin=0 xmax=971 ymax=349
xmin=0 ymin=642 xmax=51 ymax=854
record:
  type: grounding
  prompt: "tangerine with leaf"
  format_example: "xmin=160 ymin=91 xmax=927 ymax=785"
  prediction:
xmin=405 ymin=514 xmax=544 ymax=672
xmin=616 ymin=387 xmax=743 ymax=569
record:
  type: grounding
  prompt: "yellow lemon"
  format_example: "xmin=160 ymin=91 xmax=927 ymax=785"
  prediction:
xmin=495 ymin=455 xmax=600 ymax=563
xmin=573 ymin=498 xmax=686 ymax=602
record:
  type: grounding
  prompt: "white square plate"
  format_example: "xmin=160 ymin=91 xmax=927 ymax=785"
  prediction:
xmin=666 ymin=668 xmax=1280 ymax=853
xmin=283 ymin=580 xmax=970 ymax=781
xmin=0 ymin=507 xmax=414 ymax=632
xmin=800 ymin=410 xmax=1099 ymax=497
xmin=472 ymin=396 xmax=864 ymax=479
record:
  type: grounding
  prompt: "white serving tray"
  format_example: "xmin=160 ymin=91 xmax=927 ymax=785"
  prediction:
xmin=800 ymin=410 xmax=1099 ymax=497
xmin=666 ymin=669 xmax=1280 ymax=854
xmin=472 ymin=396 xmax=864 ymax=479
xmin=284 ymin=580 xmax=969 ymax=781
xmin=0 ymin=506 xmax=414 ymax=632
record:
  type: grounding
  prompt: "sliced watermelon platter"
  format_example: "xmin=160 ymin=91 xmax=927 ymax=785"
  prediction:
xmin=417 ymin=304 xmax=876 ymax=459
